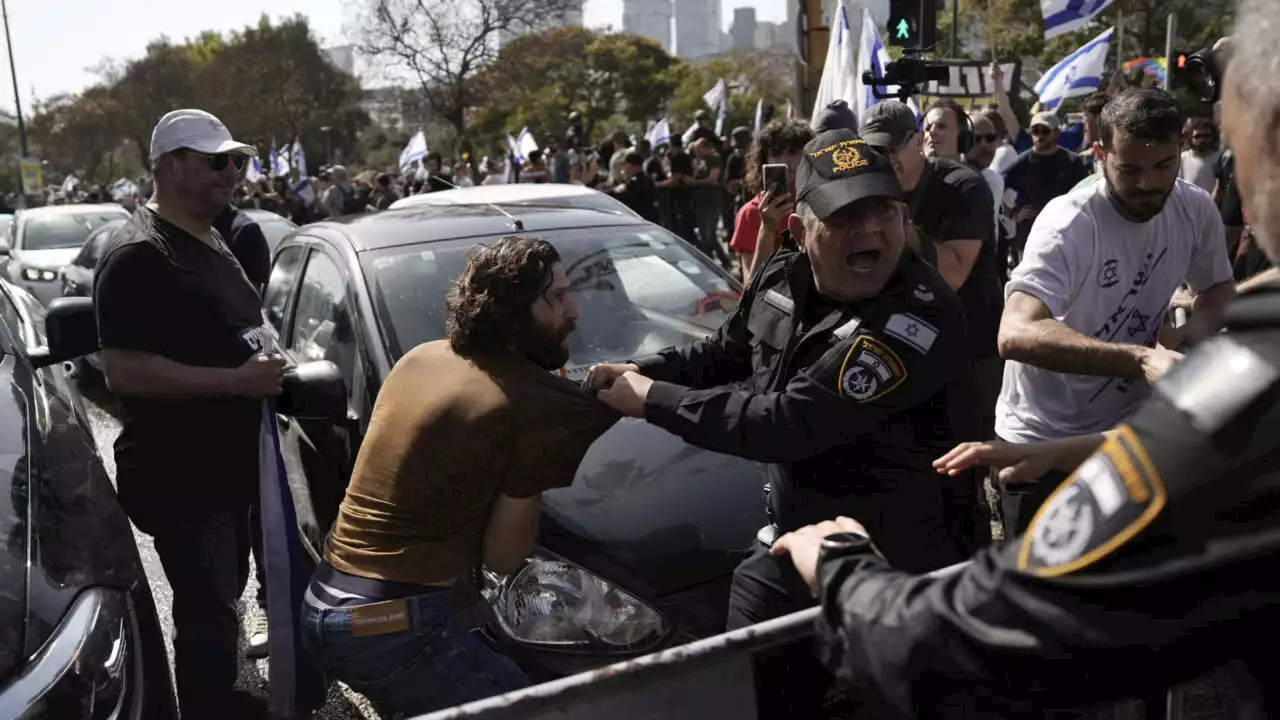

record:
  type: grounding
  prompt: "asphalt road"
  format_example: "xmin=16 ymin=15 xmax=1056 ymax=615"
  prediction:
xmin=75 ymin=375 xmax=380 ymax=720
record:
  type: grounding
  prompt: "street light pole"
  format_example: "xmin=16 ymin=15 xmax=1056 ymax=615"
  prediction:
xmin=951 ymin=0 xmax=959 ymax=57
xmin=1 ymin=0 xmax=28 ymax=158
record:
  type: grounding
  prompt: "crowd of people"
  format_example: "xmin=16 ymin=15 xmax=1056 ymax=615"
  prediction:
xmin=66 ymin=6 xmax=1280 ymax=717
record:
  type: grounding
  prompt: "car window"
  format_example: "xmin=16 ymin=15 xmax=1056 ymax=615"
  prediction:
xmin=265 ymin=245 xmax=306 ymax=334
xmin=288 ymin=250 xmax=357 ymax=382
xmin=363 ymin=226 xmax=741 ymax=380
xmin=76 ymin=223 xmax=123 ymax=268
xmin=0 ymin=286 xmax=22 ymax=346
xmin=21 ymin=212 xmax=126 ymax=251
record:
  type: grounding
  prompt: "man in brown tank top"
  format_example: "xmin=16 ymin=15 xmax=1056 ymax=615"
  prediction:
xmin=299 ymin=236 xmax=619 ymax=717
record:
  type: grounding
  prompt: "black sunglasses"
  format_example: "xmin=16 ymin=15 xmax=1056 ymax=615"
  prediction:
xmin=177 ymin=149 xmax=248 ymax=173
xmin=1030 ymin=126 xmax=1054 ymax=136
xmin=974 ymin=133 xmax=999 ymax=143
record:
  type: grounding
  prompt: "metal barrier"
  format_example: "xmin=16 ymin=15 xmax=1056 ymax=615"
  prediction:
xmin=411 ymin=560 xmax=972 ymax=720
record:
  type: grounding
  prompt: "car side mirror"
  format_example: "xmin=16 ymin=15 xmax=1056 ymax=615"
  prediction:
xmin=29 ymin=297 xmax=98 ymax=369
xmin=279 ymin=360 xmax=348 ymax=423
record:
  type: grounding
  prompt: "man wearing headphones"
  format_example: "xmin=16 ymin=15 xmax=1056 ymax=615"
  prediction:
xmin=863 ymin=101 xmax=1004 ymax=481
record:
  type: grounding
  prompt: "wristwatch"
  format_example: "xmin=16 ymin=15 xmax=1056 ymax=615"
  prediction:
xmin=819 ymin=532 xmax=876 ymax=564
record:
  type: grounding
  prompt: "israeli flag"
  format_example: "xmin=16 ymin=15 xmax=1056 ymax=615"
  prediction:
xmin=1041 ymin=0 xmax=1115 ymax=39
xmin=259 ymin=402 xmax=326 ymax=716
xmin=291 ymin=137 xmax=308 ymax=178
xmin=812 ymin=0 xmax=857 ymax=128
xmin=269 ymin=136 xmax=290 ymax=178
xmin=754 ymin=99 xmax=764 ymax=136
xmin=245 ymin=156 xmax=264 ymax=184
xmin=646 ymin=118 xmax=671 ymax=147
xmin=61 ymin=174 xmax=79 ymax=193
xmin=399 ymin=129 xmax=428 ymax=172
xmin=1034 ymin=27 xmax=1114 ymax=111
xmin=110 ymin=178 xmax=137 ymax=201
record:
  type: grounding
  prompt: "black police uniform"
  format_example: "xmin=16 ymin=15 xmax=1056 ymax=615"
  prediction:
xmin=812 ymin=285 xmax=1280 ymax=718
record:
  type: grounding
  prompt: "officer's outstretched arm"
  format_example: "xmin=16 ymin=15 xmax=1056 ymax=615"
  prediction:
xmin=643 ymin=327 xmax=955 ymax=462
xmin=814 ymin=332 xmax=1280 ymax=715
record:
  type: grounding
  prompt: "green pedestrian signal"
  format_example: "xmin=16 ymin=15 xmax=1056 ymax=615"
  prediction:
xmin=895 ymin=18 xmax=910 ymax=40
xmin=887 ymin=0 xmax=934 ymax=47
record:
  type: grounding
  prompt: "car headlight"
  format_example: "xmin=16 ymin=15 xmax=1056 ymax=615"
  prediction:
xmin=4 ymin=588 xmax=134 ymax=719
xmin=483 ymin=552 xmax=670 ymax=653
xmin=21 ymin=267 xmax=57 ymax=282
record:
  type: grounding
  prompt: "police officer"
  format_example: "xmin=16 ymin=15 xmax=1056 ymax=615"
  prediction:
xmin=768 ymin=13 xmax=1280 ymax=715
xmin=589 ymin=129 xmax=987 ymax=714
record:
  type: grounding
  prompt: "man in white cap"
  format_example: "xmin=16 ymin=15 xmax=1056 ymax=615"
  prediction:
xmin=1001 ymin=111 xmax=1091 ymax=264
xmin=93 ymin=109 xmax=285 ymax=717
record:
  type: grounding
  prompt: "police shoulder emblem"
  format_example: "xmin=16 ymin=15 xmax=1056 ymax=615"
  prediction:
xmin=1018 ymin=425 xmax=1167 ymax=577
xmin=837 ymin=334 xmax=907 ymax=402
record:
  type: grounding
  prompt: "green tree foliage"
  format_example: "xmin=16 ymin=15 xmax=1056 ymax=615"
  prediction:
xmin=668 ymin=49 xmax=795 ymax=133
xmin=470 ymin=28 xmax=685 ymax=143
xmin=28 ymin=15 xmax=368 ymax=178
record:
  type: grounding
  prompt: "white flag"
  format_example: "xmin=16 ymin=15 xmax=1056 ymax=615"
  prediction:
xmin=703 ymin=78 xmax=726 ymax=114
xmin=812 ymin=0 xmax=858 ymax=127
xmin=399 ymin=129 xmax=428 ymax=172
xmin=61 ymin=175 xmax=79 ymax=193
xmin=1034 ymin=27 xmax=1114 ymax=111
xmin=517 ymin=127 xmax=539 ymax=159
xmin=646 ymin=118 xmax=672 ymax=147
xmin=754 ymin=99 xmax=764 ymax=136
xmin=245 ymin=157 xmax=264 ymax=183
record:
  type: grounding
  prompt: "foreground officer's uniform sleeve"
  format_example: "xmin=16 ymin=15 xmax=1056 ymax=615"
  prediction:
xmin=813 ymin=330 xmax=1280 ymax=716
xmin=641 ymin=310 xmax=964 ymax=463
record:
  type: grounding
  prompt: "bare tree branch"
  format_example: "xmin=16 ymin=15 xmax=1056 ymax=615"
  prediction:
xmin=353 ymin=0 xmax=582 ymax=136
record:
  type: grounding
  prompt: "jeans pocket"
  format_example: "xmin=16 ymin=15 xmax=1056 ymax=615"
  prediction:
xmin=323 ymin=625 xmax=440 ymax=688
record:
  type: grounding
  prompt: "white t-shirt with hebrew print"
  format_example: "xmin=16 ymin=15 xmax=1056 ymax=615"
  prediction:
xmin=996 ymin=176 xmax=1233 ymax=443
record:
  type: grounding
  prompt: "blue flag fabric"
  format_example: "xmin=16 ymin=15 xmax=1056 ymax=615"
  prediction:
xmin=259 ymin=403 xmax=327 ymax=717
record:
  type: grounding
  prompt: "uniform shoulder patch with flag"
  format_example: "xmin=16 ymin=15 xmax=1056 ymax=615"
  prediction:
xmin=1018 ymin=424 xmax=1167 ymax=577
xmin=883 ymin=313 xmax=938 ymax=355
xmin=837 ymin=334 xmax=907 ymax=402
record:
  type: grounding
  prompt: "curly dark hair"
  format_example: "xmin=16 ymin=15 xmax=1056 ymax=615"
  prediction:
xmin=445 ymin=236 xmax=562 ymax=357
xmin=745 ymin=120 xmax=815 ymax=196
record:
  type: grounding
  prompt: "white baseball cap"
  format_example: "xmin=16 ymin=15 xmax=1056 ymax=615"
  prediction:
xmin=149 ymin=109 xmax=257 ymax=163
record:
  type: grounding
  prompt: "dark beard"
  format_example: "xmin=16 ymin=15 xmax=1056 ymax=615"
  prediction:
xmin=1102 ymin=168 xmax=1172 ymax=223
xmin=512 ymin=320 xmax=572 ymax=371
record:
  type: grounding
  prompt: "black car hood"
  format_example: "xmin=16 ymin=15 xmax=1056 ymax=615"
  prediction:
xmin=0 ymin=360 xmax=141 ymax=686
xmin=540 ymin=418 xmax=768 ymax=599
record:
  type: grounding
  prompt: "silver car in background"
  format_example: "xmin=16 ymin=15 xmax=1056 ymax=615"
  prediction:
xmin=2 ymin=204 xmax=131 ymax=305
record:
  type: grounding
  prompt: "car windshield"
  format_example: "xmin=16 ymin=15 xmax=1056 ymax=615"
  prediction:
xmin=363 ymin=226 xmax=741 ymax=379
xmin=22 ymin=212 xmax=125 ymax=251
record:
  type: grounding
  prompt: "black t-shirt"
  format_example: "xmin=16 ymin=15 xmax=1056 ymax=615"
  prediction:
xmin=645 ymin=156 xmax=667 ymax=182
xmin=213 ymin=206 xmax=270 ymax=291
xmin=694 ymin=153 xmax=723 ymax=203
xmin=670 ymin=150 xmax=695 ymax=206
xmin=1002 ymin=148 xmax=1089 ymax=212
xmin=618 ymin=171 xmax=658 ymax=222
xmin=911 ymin=158 xmax=1002 ymax=359
xmin=94 ymin=208 xmax=271 ymax=531
xmin=1216 ymin=151 xmax=1245 ymax=227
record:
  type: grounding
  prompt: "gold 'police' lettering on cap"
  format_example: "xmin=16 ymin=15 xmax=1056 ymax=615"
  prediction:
xmin=831 ymin=145 xmax=871 ymax=173
xmin=809 ymin=138 xmax=868 ymax=159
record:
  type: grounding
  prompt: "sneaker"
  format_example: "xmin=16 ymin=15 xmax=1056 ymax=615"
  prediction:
xmin=246 ymin=613 xmax=269 ymax=659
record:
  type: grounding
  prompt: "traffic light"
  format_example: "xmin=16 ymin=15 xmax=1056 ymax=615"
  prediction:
xmin=1167 ymin=50 xmax=1190 ymax=88
xmin=887 ymin=0 xmax=936 ymax=48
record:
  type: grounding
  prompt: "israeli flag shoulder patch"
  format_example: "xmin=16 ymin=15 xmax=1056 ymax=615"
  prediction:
xmin=883 ymin=313 xmax=939 ymax=355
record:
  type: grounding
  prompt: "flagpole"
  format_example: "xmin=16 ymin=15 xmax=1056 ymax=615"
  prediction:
xmin=1115 ymin=11 xmax=1125 ymax=69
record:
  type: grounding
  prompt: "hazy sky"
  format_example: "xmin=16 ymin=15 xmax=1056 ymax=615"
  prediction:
xmin=0 ymin=0 xmax=790 ymax=115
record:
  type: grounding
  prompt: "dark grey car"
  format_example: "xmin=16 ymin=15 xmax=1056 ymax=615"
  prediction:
xmin=266 ymin=204 xmax=768 ymax=680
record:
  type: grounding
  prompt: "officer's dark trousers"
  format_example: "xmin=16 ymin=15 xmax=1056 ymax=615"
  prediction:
xmin=1000 ymin=469 xmax=1071 ymax=537
xmin=151 ymin=508 xmax=250 ymax=720
xmin=727 ymin=543 xmax=830 ymax=719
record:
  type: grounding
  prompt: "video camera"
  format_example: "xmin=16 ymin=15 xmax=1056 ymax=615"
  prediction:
xmin=1183 ymin=37 xmax=1231 ymax=104
xmin=861 ymin=48 xmax=951 ymax=102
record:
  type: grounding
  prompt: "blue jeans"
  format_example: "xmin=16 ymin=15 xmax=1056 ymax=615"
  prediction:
xmin=300 ymin=590 xmax=529 ymax=715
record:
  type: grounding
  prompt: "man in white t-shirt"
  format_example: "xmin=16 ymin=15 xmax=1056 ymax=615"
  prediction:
xmin=1178 ymin=117 xmax=1223 ymax=194
xmin=994 ymin=88 xmax=1236 ymax=534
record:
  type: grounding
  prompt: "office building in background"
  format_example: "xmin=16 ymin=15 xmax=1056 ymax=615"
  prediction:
xmin=675 ymin=0 xmax=723 ymax=59
xmin=623 ymin=0 xmax=675 ymax=51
